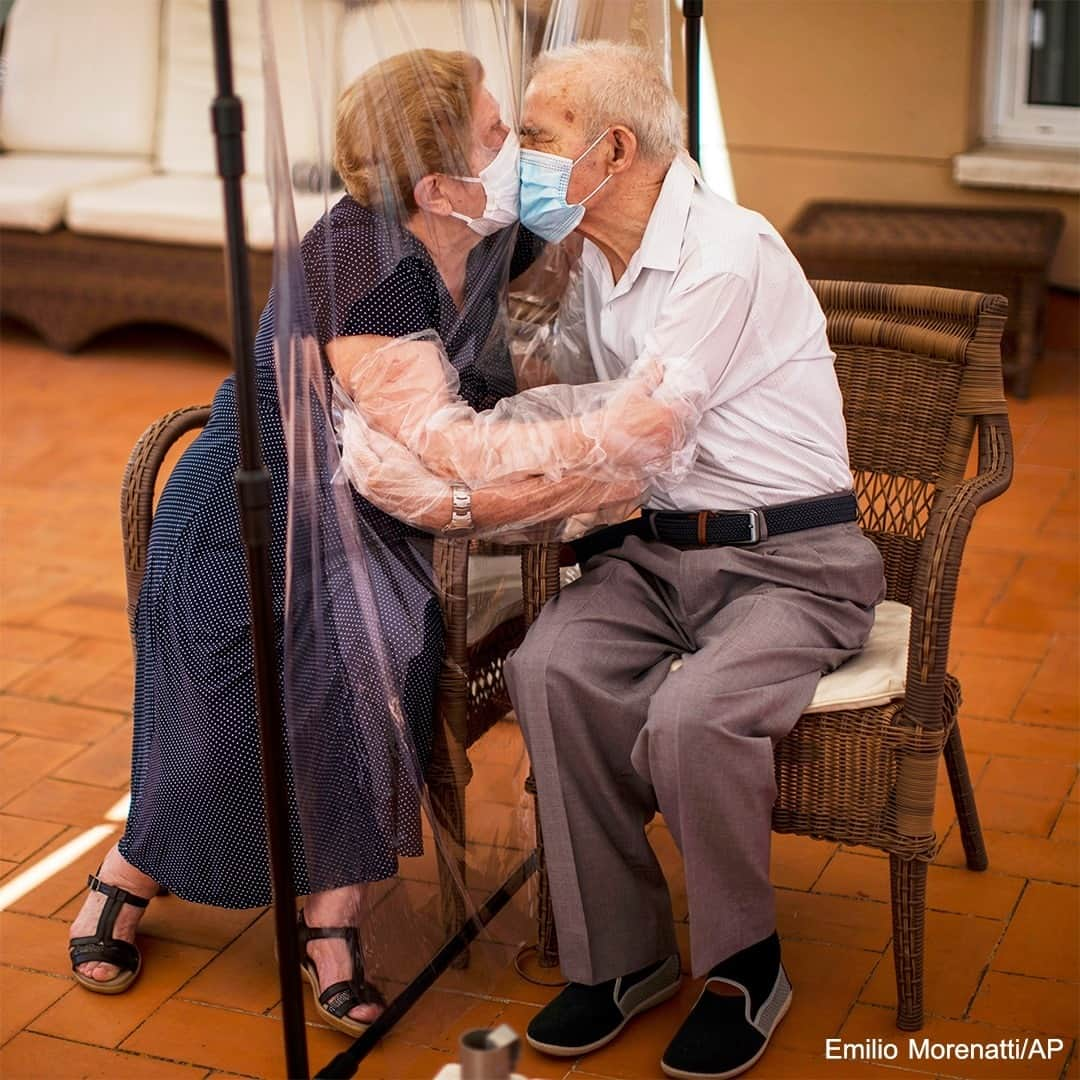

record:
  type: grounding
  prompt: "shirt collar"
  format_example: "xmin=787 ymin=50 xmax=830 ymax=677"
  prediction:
xmin=581 ymin=153 xmax=697 ymax=301
xmin=638 ymin=153 xmax=696 ymax=273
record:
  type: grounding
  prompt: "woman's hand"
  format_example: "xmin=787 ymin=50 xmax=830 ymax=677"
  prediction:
xmin=591 ymin=355 xmax=708 ymax=471
xmin=597 ymin=380 xmax=683 ymax=466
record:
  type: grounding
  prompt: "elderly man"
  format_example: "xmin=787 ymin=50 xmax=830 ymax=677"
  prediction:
xmin=503 ymin=42 xmax=885 ymax=1079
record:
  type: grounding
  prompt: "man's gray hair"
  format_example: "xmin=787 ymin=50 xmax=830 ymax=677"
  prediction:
xmin=531 ymin=41 xmax=684 ymax=162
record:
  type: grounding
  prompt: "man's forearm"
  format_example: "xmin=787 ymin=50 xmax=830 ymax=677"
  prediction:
xmin=472 ymin=471 xmax=640 ymax=530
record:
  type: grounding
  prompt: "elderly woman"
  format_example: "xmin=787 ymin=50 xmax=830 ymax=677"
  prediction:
xmin=66 ymin=48 xmax=685 ymax=1034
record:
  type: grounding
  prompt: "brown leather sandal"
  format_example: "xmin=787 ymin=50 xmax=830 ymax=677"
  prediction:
xmin=297 ymin=908 xmax=384 ymax=1036
xmin=69 ymin=872 xmax=151 ymax=994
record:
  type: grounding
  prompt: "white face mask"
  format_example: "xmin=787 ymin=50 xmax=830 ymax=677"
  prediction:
xmin=449 ymin=130 xmax=520 ymax=237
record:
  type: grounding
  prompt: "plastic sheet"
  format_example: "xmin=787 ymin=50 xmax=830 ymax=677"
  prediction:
xmin=257 ymin=0 xmax=677 ymax=1019
xmin=332 ymin=332 xmax=705 ymax=535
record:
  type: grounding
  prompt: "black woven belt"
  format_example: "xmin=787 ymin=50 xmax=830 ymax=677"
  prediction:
xmin=643 ymin=491 xmax=859 ymax=547
xmin=571 ymin=491 xmax=859 ymax=563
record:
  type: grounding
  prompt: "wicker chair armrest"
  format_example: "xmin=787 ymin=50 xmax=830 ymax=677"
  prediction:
xmin=433 ymin=536 xmax=471 ymax=748
xmin=521 ymin=541 xmax=563 ymax=627
xmin=902 ymin=411 xmax=1014 ymax=729
xmin=470 ymin=538 xmax=535 ymax=557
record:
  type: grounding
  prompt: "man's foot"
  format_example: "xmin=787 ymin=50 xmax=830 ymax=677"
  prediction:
xmin=300 ymin=887 xmax=382 ymax=1030
xmin=661 ymin=932 xmax=791 ymax=1079
xmin=68 ymin=845 xmax=157 ymax=987
xmin=526 ymin=953 xmax=681 ymax=1057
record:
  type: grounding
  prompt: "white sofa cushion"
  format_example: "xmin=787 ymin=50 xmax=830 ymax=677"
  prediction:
xmin=668 ymin=600 xmax=911 ymax=714
xmin=246 ymin=190 xmax=334 ymax=252
xmin=0 ymin=154 xmax=153 ymax=232
xmin=156 ymin=0 xmax=339 ymax=179
xmin=340 ymin=1 xmax=520 ymax=115
xmin=0 ymin=0 xmax=160 ymax=157
xmin=66 ymin=174 xmax=269 ymax=247
xmin=156 ymin=0 xmax=265 ymax=177
xmin=65 ymin=173 xmax=335 ymax=252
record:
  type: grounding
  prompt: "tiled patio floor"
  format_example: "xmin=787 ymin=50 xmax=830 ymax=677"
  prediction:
xmin=0 ymin=295 xmax=1076 ymax=1080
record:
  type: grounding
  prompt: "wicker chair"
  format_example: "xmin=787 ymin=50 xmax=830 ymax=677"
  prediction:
xmin=522 ymin=281 xmax=1014 ymax=1031
xmin=119 ymin=405 xmax=549 ymax=946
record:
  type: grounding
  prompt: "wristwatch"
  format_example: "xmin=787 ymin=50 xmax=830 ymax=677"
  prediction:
xmin=443 ymin=482 xmax=473 ymax=535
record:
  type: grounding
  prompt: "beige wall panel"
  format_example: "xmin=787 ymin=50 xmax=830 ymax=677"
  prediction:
xmin=728 ymin=149 xmax=1079 ymax=289
xmin=708 ymin=0 xmax=977 ymax=161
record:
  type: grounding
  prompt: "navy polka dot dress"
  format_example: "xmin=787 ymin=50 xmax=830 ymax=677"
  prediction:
xmin=119 ymin=197 xmax=537 ymax=907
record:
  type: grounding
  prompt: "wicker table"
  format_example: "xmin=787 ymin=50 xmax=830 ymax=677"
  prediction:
xmin=787 ymin=202 xmax=1063 ymax=398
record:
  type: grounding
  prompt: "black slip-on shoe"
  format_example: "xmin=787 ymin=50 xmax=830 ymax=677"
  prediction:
xmin=526 ymin=953 xmax=682 ymax=1057
xmin=661 ymin=932 xmax=791 ymax=1079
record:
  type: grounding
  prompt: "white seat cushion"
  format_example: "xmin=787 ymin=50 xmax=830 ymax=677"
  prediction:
xmin=66 ymin=174 xmax=270 ymax=247
xmin=805 ymin=600 xmax=910 ymax=713
xmin=466 ymin=556 xmax=579 ymax=646
xmin=667 ymin=600 xmax=911 ymax=713
xmin=0 ymin=154 xmax=153 ymax=233
xmin=0 ymin=0 xmax=160 ymax=157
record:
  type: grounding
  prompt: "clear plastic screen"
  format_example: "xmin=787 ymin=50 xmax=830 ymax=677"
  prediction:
xmin=256 ymin=0 xmax=678 ymax=1022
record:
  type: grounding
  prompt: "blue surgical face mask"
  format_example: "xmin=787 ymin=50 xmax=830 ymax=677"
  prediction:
xmin=519 ymin=128 xmax=612 ymax=243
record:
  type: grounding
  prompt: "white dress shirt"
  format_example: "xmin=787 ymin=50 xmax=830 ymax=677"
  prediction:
xmin=552 ymin=154 xmax=853 ymax=512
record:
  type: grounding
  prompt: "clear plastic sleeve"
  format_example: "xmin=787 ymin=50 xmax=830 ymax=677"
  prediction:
xmin=330 ymin=330 xmax=705 ymax=535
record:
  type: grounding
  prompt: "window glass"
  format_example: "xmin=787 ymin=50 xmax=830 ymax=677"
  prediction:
xmin=1027 ymin=0 xmax=1080 ymax=108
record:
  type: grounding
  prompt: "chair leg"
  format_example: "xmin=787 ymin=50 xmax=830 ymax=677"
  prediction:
xmin=526 ymin=771 xmax=559 ymax=967
xmin=943 ymin=721 xmax=989 ymax=871
xmin=432 ymin=781 xmax=470 ymax=970
xmin=889 ymin=854 xmax=927 ymax=1031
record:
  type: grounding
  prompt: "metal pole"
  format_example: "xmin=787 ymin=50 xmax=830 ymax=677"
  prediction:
xmin=684 ymin=0 xmax=703 ymax=163
xmin=208 ymin=3 xmax=309 ymax=1076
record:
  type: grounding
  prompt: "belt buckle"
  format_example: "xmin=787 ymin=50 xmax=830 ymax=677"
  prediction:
xmin=732 ymin=508 xmax=767 ymax=545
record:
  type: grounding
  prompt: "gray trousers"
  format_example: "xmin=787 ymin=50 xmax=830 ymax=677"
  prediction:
xmin=504 ymin=522 xmax=885 ymax=984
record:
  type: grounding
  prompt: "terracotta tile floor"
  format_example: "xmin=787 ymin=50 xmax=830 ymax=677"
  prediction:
xmin=0 ymin=294 xmax=1076 ymax=1080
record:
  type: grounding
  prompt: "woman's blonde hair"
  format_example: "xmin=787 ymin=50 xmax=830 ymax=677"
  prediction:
xmin=335 ymin=49 xmax=482 ymax=213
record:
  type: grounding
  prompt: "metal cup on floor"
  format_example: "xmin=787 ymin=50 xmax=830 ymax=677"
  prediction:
xmin=459 ymin=1024 xmax=521 ymax=1080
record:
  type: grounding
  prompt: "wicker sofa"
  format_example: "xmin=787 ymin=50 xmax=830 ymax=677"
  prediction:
xmin=0 ymin=0 xmax=516 ymax=352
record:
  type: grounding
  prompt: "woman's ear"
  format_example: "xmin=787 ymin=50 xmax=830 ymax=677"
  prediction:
xmin=608 ymin=126 xmax=638 ymax=173
xmin=413 ymin=174 xmax=454 ymax=216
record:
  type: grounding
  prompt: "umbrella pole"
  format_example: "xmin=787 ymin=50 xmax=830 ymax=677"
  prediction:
xmin=684 ymin=0 xmax=703 ymax=163
xmin=209 ymin=2 xmax=309 ymax=1077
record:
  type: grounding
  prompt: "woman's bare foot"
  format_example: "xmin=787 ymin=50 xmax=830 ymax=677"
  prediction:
xmin=303 ymin=885 xmax=382 ymax=1025
xmin=68 ymin=844 xmax=157 ymax=984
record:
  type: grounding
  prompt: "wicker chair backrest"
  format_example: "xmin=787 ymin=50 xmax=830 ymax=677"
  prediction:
xmin=810 ymin=280 xmax=1008 ymax=606
xmin=121 ymin=404 xmax=211 ymax=637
